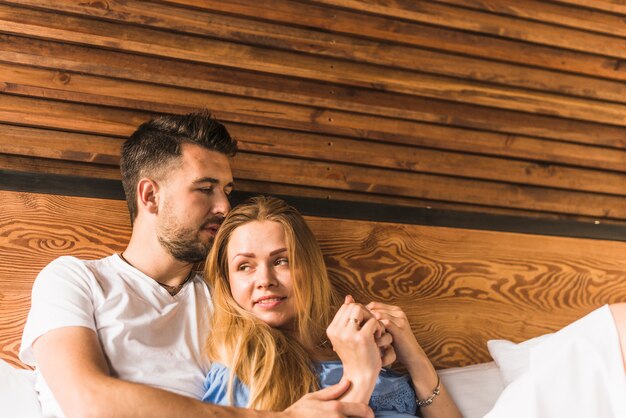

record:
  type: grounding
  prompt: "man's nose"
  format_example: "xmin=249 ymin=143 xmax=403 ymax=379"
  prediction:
xmin=212 ymin=190 xmax=231 ymax=217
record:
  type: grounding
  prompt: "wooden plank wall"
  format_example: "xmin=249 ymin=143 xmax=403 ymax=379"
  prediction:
xmin=0 ymin=0 xmax=625 ymax=224
xmin=3 ymin=190 xmax=626 ymax=369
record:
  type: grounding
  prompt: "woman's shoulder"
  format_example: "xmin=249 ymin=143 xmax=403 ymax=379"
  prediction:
xmin=204 ymin=362 xmax=229 ymax=383
xmin=201 ymin=362 xmax=250 ymax=407
xmin=202 ymin=363 xmax=230 ymax=402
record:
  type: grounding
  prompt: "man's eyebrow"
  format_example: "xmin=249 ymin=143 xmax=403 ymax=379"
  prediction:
xmin=192 ymin=177 xmax=218 ymax=184
xmin=192 ymin=177 xmax=234 ymax=188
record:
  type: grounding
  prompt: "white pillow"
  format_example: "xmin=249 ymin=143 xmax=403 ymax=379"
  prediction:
xmin=439 ymin=362 xmax=504 ymax=418
xmin=0 ymin=359 xmax=41 ymax=418
xmin=487 ymin=333 xmax=553 ymax=386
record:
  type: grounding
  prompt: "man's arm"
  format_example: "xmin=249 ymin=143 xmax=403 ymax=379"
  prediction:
xmin=34 ymin=327 xmax=373 ymax=418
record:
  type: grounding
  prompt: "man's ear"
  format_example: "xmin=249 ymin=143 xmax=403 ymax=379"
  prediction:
xmin=137 ymin=178 xmax=160 ymax=215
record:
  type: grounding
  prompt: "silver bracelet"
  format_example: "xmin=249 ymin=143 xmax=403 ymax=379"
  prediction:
xmin=416 ymin=374 xmax=441 ymax=407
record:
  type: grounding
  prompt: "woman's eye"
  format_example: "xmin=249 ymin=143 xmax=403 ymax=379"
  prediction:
xmin=237 ymin=264 xmax=250 ymax=271
xmin=275 ymin=258 xmax=289 ymax=266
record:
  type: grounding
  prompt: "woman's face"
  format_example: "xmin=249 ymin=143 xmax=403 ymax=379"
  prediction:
xmin=227 ymin=220 xmax=296 ymax=330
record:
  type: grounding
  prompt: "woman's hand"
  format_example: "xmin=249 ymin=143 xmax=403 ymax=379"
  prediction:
xmin=367 ymin=302 xmax=461 ymax=418
xmin=366 ymin=302 xmax=428 ymax=373
xmin=367 ymin=302 xmax=462 ymax=418
xmin=344 ymin=296 xmax=396 ymax=367
xmin=376 ymin=332 xmax=396 ymax=368
xmin=326 ymin=297 xmax=382 ymax=403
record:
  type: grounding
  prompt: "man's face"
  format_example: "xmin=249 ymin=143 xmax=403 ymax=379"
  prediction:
xmin=156 ymin=143 xmax=234 ymax=263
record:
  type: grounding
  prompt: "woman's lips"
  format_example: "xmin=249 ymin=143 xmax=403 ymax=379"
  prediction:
xmin=254 ymin=296 xmax=286 ymax=308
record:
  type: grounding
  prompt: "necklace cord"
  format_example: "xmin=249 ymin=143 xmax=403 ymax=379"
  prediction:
xmin=119 ymin=252 xmax=194 ymax=296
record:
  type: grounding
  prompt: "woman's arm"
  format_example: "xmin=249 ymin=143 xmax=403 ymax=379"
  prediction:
xmin=367 ymin=302 xmax=462 ymax=418
xmin=326 ymin=298 xmax=385 ymax=404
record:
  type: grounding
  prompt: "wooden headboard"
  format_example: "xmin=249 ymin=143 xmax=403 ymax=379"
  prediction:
xmin=2 ymin=189 xmax=626 ymax=370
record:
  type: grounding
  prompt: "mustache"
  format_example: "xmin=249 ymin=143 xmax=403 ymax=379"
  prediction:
xmin=202 ymin=215 xmax=224 ymax=228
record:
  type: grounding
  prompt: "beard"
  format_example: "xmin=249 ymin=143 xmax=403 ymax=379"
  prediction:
xmin=158 ymin=225 xmax=210 ymax=263
xmin=157 ymin=211 xmax=220 ymax=263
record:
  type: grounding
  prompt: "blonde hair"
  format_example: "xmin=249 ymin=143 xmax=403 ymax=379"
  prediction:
xmin=204 ymin=196 xmax=338 ymax=410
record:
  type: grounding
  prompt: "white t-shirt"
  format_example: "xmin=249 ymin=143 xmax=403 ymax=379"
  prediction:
xmin=19 ymin=254 xmax=212 ymax=418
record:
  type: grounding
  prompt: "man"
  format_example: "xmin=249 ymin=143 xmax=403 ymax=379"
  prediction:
xmin=19 ymin=111 xmax=374 ymax=418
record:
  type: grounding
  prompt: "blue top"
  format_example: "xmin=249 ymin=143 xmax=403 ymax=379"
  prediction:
xmin=202 ymin=361 xmax=418 ymax=417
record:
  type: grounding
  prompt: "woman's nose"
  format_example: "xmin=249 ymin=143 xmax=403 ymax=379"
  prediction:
xmin=255 ymin=265 xmax=277 ymax=288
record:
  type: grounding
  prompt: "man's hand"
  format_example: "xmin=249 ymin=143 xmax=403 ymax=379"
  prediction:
xmin=282 ymin=380 xmax=374 ymax=418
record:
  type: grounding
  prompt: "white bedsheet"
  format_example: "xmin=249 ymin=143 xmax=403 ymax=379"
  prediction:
xmin=439 ymin=361 xmax=503 ymax=418
xmin=0 ymin=359 xmax=40 ymax=418
xmin=485 ymin=305 xmax=626 ymax=418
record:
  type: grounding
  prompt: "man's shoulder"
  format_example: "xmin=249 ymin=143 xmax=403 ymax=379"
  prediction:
xmin=37 ymin=254 xmax=120 ymax=284
xmin=43 ymin=254 xmax=117 ymax=271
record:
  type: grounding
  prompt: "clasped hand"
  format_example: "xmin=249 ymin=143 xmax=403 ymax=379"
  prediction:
xmin=325 ymin=296 xmax=396 ymax=402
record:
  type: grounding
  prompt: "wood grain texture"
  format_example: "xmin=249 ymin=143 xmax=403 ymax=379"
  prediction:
xmin=309 ymin=217 xmax=626 ymax=367
xmin=165 ymin=0 xmax=626 ymax=83
xmin=551 ymin=0 xmax=626 ymax=15
xmin=7 ymin=144 xmax=625 ymax=221
xmin=4 ymin=4 xmax=626 ymax=127
xmin=0 ymin=123 xmax=121 ymax=165
xmin=311 ymin=0 xmax=626 ymax=58
xmin=0 ymin=191 xmax=130 ymax=367
xmin=1 ymin=91 xmax=625 ymax=220
xmin=10 ymin=0 xmax=626 ymax=106
xmin=0 ymin=291 xmax=30 ymax=369
xmin=0 ymin=154 xmax=120 ymax=179
xmin=232 ymin=153 xmax=626 ymax=219
xmin=233 ymin=179 xmax=626 ymax=226
xmin=2 ymin=40 xmax=625 ymax=152
xmin=1 ymin=0 xmax=626 ymax=223
xmin=435 ymin=0 xmax=626 ymax=38
xmin=2 ymin=191 xmax=626 ymax=369
xmin=3 ymin=74 xmax=626 ymax=195
xmin=0 ymin=192 xmax=130 ymax=288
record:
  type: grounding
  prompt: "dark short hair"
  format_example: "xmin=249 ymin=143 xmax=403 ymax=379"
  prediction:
xmin=120 ymin=110 xmax=237 ymax=223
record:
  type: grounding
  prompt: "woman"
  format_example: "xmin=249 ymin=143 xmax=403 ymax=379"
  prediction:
xmin=202 ymin=196 xmax=461 ymax=417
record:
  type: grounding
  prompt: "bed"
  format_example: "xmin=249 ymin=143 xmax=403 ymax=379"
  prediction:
xmin=1 ymin=188 xmax=625 ymax=417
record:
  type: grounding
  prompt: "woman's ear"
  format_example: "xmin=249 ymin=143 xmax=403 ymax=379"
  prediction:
xmin=137 ymin=178 xmax=160 ymax=215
